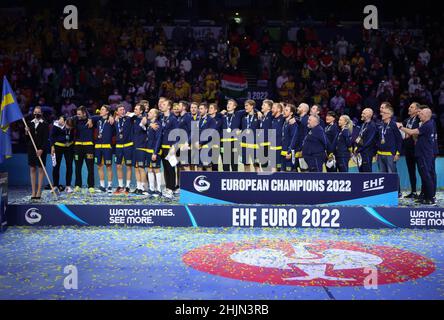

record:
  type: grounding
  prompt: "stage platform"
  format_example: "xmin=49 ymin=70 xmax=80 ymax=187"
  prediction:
xmin=4 ymin=187 xmax=444 ymax=229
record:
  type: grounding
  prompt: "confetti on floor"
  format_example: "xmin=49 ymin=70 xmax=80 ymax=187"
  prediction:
xmin=0 ymin=226 xmax=443 ymax=300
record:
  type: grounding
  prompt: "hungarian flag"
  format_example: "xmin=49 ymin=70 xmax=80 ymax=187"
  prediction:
xmin=221 ymin=74 xmax=248 ymax=99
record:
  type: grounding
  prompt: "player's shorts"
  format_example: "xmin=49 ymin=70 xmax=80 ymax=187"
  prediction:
xmin=134 ymin=148 xmax=148 ymax=168
xmin=94 ymin=144 xmax=113 ymax=165
xmin=146 ymin=150 xmax=162 ymax=168
xmin=115 ymin=143 xmax=134 ymax=166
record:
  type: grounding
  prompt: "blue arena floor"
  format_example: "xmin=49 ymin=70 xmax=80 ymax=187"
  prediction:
xmin=0 ymin=226 xmax=443 ymax=300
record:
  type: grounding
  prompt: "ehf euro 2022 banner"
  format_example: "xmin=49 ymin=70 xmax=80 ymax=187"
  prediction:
xmin=180 ymin=172 xmax=399 ymax=206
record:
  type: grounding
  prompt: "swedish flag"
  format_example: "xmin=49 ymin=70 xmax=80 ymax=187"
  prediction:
xmin=0 ymin=76 xmax=23 ymax=163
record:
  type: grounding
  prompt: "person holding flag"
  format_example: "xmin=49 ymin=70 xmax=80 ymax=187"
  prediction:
xmin=1 ymin=76 xmax=56 ymax=199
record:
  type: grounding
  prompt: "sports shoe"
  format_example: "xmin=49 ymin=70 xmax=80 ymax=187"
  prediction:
xmin=74 ymin=186 xmax=81 ymax=192
xmin=113 ymin=187 xmax=123 ymax=195
xmin=152 ymin=191 xmax=160 ymax=198
xmin=173 ymin=189 xmax=180 ymax=195
xmin=404 ymin=192 xmax=417 ymax=199
xmin=65 ymin=186 xmax=73 ymax=193
xmin=107 ymin=186 xmax=113 ymax=194
xmin=162 ymin=189 xmax=173 ymax=199
xmin=58 ymin=185 xmax=65 ymax=192
xmin=125 ymin=187 xmax=130 ymax=195
xmin=88 ymin=187 xmax=95 ymax=194
xmin=142 ymin=190 xmax=150 ymax=196
xmin=98 ymin=186 xmax=106 ymax=193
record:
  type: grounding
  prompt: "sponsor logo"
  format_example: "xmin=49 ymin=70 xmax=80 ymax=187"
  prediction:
xmin=363 ymin=177 xmax=385 ymax=192
xmin=25 ymin=207 xmax=42 ymax=224
xmin=193 ymin=175 xmax=210 ymax=193
xmin=183 ymin=240 xmax=435 ymax=286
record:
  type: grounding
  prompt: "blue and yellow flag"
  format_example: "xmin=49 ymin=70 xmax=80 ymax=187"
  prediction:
xmin=0 ymin=76 xmax=23 ymax=163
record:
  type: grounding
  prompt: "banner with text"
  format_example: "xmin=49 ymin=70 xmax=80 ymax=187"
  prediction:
xmin=180 ymin=172 xmax=399 ymax=206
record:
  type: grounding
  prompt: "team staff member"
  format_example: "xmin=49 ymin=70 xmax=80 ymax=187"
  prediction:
xmin=398 ymin=108 xmax=437 ymax=205
xmin=159 ymin=99 xmax=179 ymax=199
xmin=295 ymin=103 xmax=309 ymax=171
xmin=334 ymin=115 xmax=353 ymax=172
xmin=208 ymin=103 xmax=223 ymax=171
xmin=240 ymin=99 xmax=260 ymax=172
xmin=72 ymin=106 xmax=95 ymax=193
xmin=324 ymin=111 xmax=339 ymax=172
xmin=281 ymin=104 xmax=298 ymax=172
xmin=196 ymin=102 xmax=217 ymax=171
xmin=402 ymin=102 xmax=421 ymax=198
xmin=376 ymin=104 xmax=402 ymax=195
xmin=302 ymin=115 xmax=328 ymax=172
xmin=220 ymin=99 xmax=243 ymax=172
xmin=270 ymin=102 xmax=285 ymax=172
xmin=132 ymin=103 xmax=149 ymax=195
xmin=143 ymin=108 xmax=163 ymax=198
xmin=114 ymin=104 xmax=134 ymax=195
xmin=90 ymin=105 xmax=115 ymax=193
xmin=257 ymin=99 xmax=274 ymax=170
xmin=50 ymin=116 xmax=75 ymax=193
xmin=354 ymin=108 xmax=377 ymax=172
xmin=25 ymin=106 xmax=49 ymax=200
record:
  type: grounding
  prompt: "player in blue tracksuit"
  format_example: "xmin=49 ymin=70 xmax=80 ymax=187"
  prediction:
xmin=176 ymin=101 xmax=192 ymax=170
xmin=310 ymin=104 xmax=326 ymax=128
xmin=159 ymin=99 xmax=179 ymax=199
xmin=144 ymin=108 xmax=163 ymax=197
xmin=209 ymin=103 xmax=224 ymax=171
xmin=132 ymin=104 xmax=149 ymax=195
xmin=398 ymin=107 xmax=437 ymax=205
xmin=90 ymin=105 xmax=115 ymax=193
xmin=324 ymin=111 xmax=339 ymax=172
xmin=334 ymin=115 xmax=353 ymax=172
xmin=354 ymin=108 xmax=377 ymax=172
xmin=71 ymin=106 xmax=95 ymax=192
xmin=113 ymin=104 xmax=134 ymax=194
xmin=302 ymin=115 xmax=328 ymax=172
xmin=295 ymin=103 xmax=310 ymax=171
xmin=269 ymin=102 xmax=285 ymax=172
xmin=257 ymin=100 xmax=274 ymax=170
xmin=402 ymin=102 xmax=421 ymax=198
xmin=196 ymin=102 xmax=217 ymax=170
xmin=240 ymin=99 xmax=261 ymax=172
xmin=281 ymin=104 xmax=298 ymax=172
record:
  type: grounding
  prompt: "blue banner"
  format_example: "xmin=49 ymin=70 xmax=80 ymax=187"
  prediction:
xmin=180 ymin=172 xmax=399 ymax=206
xmin=5 ymin=204 xmax=444 ymax=229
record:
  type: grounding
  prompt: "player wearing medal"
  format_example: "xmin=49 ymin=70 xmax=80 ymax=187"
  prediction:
xmin=50 ymin=116 xmax=75 ymax=193
xmin=269 ymin=102 xmax=285 ymax=172
xmin=240 ymin=99 xmax=260 ymax=172
xmin=174 ymin=101 xmax=192 ymax=192
xmin=295 ymin=103 xmax=310 ymax=171
xmin=257 ymin=99 xmax=274 ymax=170
xmin=208 ymin=103 xmax=223 ymax=171
xmin=159 ymin=99 xmax=179 ymax=199
xmin=333 ymin=115 xmax=353 ymax=172
xmin=302 ymin=115 xmax=328 ymax=172
xmin=114 ymin=104 xmax=134 ymax=195
xmin=324 ymin=111 xmax=339 ymax=172
xmin=71 ymin=106 xmax=95 ymax=193
xmin=220 ymin=99 xmax=242 ymax=172
xmin=196 ymin=102 xmax=217 ymax=171
xmin=402 ymin=102 xmax=421 ymax=198
xmin=376 ymin=103 xmax=402 ymax=196
xmin=132 ymin=103 xmax=149 ymax=195
xmin=90 ymin=105 xmax=115 ymax=193
xmin=354 ymin=108 xmax=377 ymax=172
xmin=141 ymin=108 xmax=163 ymax=198
xmin=281 ymin=104 xmax=298 ymax=172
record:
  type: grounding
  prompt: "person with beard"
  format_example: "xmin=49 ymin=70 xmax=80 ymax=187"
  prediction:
xmin=281 ymin=104 xmax=298 ymax=172
xmin=302 ymin=115 xmax=328 ymax=172
xmin=269 ymin=102 xmax=285 ymax=172
xmin=208 ymin=103 xmax=223 ymax=171
xmin=354 ymin=108 xmax=377 ymax=172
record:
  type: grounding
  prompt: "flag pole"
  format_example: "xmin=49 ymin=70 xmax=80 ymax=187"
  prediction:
xmin=22 ymin=118 xmax=58 ymax=199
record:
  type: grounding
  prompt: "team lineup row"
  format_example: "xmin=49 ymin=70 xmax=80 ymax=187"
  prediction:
xmin=25 ymin=98 xmax=438 ymax=203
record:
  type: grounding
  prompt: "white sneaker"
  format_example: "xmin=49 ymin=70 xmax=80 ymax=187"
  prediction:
xmin=173 ymin=189 xmax=180 ymax=195
xmin=107 ymin=187 xmax=113 ymax=194
xmin=65 ymin=186 xmax=73 ymax=193
xmin=162 ymin=189 xmax=173 ymax=199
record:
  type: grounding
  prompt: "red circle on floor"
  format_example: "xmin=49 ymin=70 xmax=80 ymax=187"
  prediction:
xmin=183 ymin=240 xmax=435 ymax=286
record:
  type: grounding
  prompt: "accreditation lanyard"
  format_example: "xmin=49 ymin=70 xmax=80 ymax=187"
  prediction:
xmin=407 ymin=117 xmax=416 ymax=129
xmin=359 ymin=122 xmax=368 ymax=137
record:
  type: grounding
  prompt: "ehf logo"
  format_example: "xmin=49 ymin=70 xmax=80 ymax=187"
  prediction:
xmin=25 ymin=208 xmax=42 ymax=224
xmin=193 ymin=175 xmax=210 ymax=193
xmin=363 ymin=177 xmax=385 ymax=192
xmin=183 ymin=240 xmax=435 ymax=286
